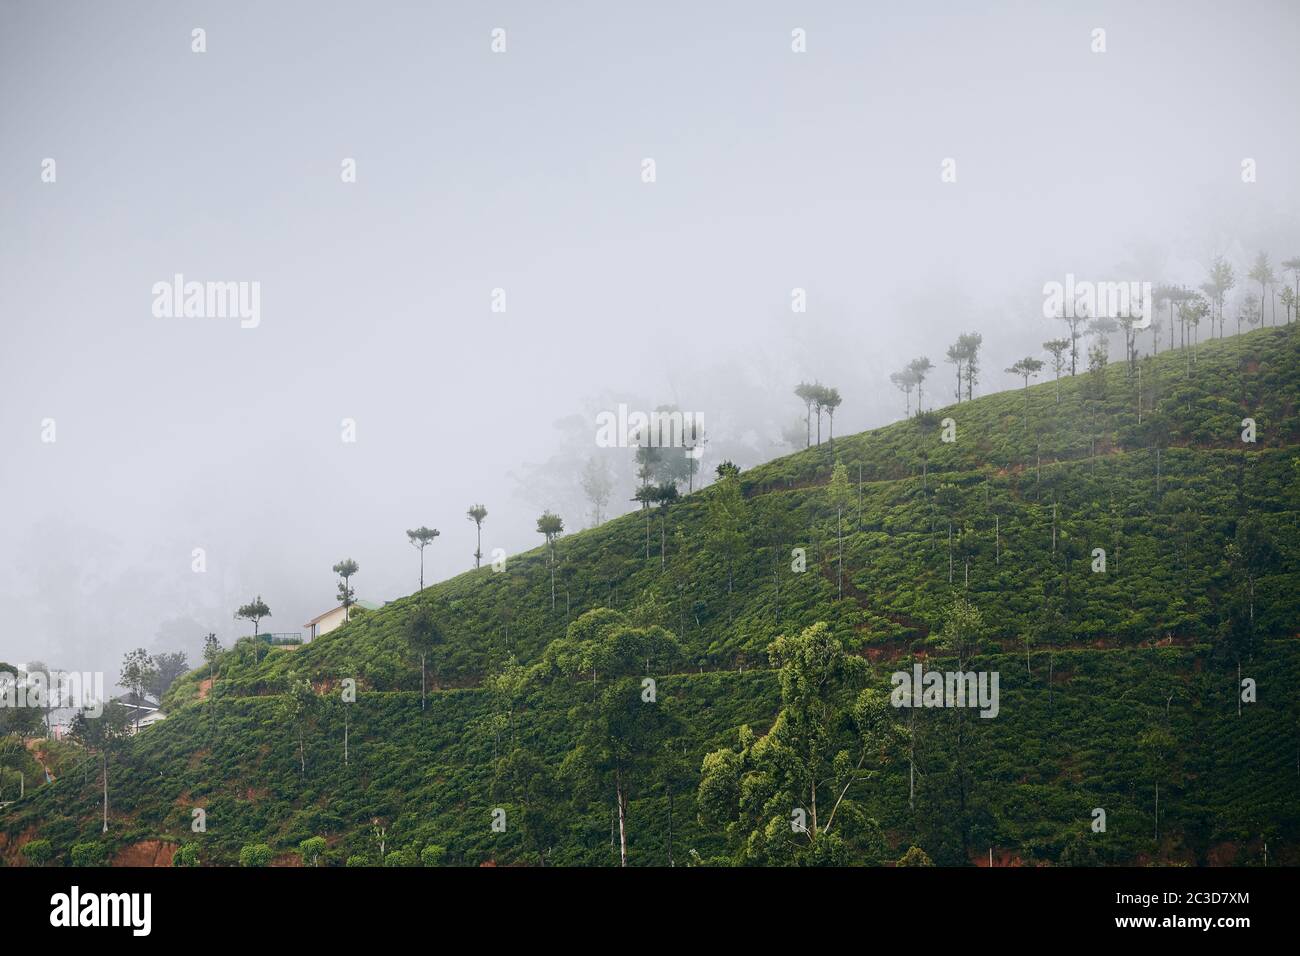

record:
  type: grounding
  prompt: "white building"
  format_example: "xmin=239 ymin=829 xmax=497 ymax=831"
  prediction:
xmin=302 ymin=599 xmax=381 ymax=642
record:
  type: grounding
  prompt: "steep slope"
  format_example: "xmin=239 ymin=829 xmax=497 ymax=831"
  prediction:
xmin=4 ymin=325 xmax=1299 ymax=866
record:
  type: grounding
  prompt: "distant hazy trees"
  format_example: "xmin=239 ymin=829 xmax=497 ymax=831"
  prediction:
xmin=536 ymin=511 xmax=564 ymax=610
xmin=118 ymin=649 xmax=155 ymax=731
xmin=466 ymin=505 xmax=488 ymax=568
xmin=580 ymin=457 xmax=614 ymax=526
xmin=1237 ymin=293 xmax=1260 ymax=335
xmin=1042 ymin=339 xmax=1070 ymax=402
xmin=792 ymin=382 xmax=843 ymax=445
xmin=1282 ymin=256 xmax=1300 ymax=321
xmin=1205 ymin=256 xmax=1236 ymax=337
xmin=794 ymin=382 xmax=817 ymax=447
xmin=148 ymin=651 xmax=188 ymax=700
xmin=946 ymin=332 xmax=983 ymax=401
xmin=888 ymin=357 xmax=935 ymax=416
xmin=1057 ymin=303 xmax=1089 ymax=375
xmin=890 ymin=367 xmax=917 ymax=415
xmin=908 ymin=357 xmax=934 ymax=412
xmin=1249 ymin=251 xmax=1276 ymax=326
xmin=823 ymin=386 xmax=842 ymax=442
xmin=1155 ymin=286 xmax=1193 ymax=349
xmin=333 ymin=559 xmax=359 ymax=620
xmin=1179 ymin=295 xmax=1209 ymax=361
xmin=406 ymin=527 xmax=440 ymax=589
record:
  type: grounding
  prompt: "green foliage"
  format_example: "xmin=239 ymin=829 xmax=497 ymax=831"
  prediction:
xmin=420 ymin=844 xmax=447 ymax=867
xmin=896 ymin=845 xmax=934 ymax=866
xmin=384 ymin=847 xmax=418 ymax=867
xmin=172 ymin=843 xmax=201 ymax=867
xmin=6 ymin=326 xmax=1300 ymax=867
xmin=69 ymin=841 xmax=108 ymax=867
xmin=698 ymin=622 xmax=888 ymax=865
xmin=238 ymin=844 xmax=273 ymax=867
xmin=298 ymin=835 xmax=327 ymax=866
xmin=22 ymin=839 xmax=53 ymax=866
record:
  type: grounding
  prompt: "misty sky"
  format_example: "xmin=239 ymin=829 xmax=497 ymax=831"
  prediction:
xmin=2 ymin=0 xmax=1297 ymax=684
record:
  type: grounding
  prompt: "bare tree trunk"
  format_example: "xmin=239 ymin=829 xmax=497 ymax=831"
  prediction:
xmin=837 ymin=508 xmax=843 ymax=599
xmin=615 ymin=772 xmax=628 ymax=867
xmin=102 ymin=752 xmax=108 ymax=833
xmin=667 ymin=788 xmax=674 ymax=867
xmin=908 ymin=708 xmax=916 ymax=813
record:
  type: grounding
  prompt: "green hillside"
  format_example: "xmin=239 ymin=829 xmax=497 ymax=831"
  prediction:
xmin=4 ymin=325 xmax=1300 ymax=867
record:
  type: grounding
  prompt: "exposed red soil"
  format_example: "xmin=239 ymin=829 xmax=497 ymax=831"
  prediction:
xmin=112 ymin=840 xmax=176 ymax=867
xmin=973 ymin=848 xmax=1031 ymax=867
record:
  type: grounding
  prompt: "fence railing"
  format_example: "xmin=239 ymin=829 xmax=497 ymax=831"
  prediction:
xmin=258 ymin=632 xmax=303 ymax=646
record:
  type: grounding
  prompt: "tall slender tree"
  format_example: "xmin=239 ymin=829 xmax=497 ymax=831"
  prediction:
xmin=828 ymin=460 xmax=852 ymax=599
xmin=1043 ymin=339 xmax=1069 ymax=403
xmin=1207 ymin=256 xmax=1236 ymax=337
xmin=1249 ymin=251 xmax=1276 ymax=326
xmin=536 ymin=512 xmax=564 ymax=610
xmin=119 ymin=648 xmax=157 ymax=732
xmin=467 ymin=505 xmax=488 ymax=568
xmin=1281 ymin=256 xmax=1300 ymax=321
xmin=958 ymin=332 xmax=983 ymax=400
xmin=945 ymin=342 xmax=964 ymax=402
xmin=202 ymin=633 xmax=222 ymax=737
xmin=406 ymin=527 xmax=439 ymax=589
xmin=654 ymin=482 xmax=679 ymax=569
xmin=890 ymin=368 xmax=916 ymax=416
xmin=1058 ymin=304 xmax=1089 ymax=375
xmin=235 ymin=595 xmax=271 ymax=638
xmin=405 ymin=600 xmax=443 ymax=711
xmin=67 ymin=702 xmax=133 ymax=833
xmin=794 ymin=382 xmax=817 ymax=448
xmin=1006 ymin=357 xmax=1044 ymax=418
xmin=908 ymin=357 xmax=934 ymax=413
xmin=822 ymin=387 xmax=842 ymax=443
xmin=580 ymin=456 xmax=614 ymax=526
xmin=333 ymin=560 xmax=359 ymax=620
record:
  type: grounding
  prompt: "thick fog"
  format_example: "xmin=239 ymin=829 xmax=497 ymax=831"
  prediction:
xmin=2 ymin=0 xmax=1297 ymax=685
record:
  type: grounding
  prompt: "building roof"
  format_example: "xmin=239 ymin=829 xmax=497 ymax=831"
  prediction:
xmin=303 ymin=600 xmax=383 ymax=628
xmin=112 ymin=691 xmax=160 ymax=713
